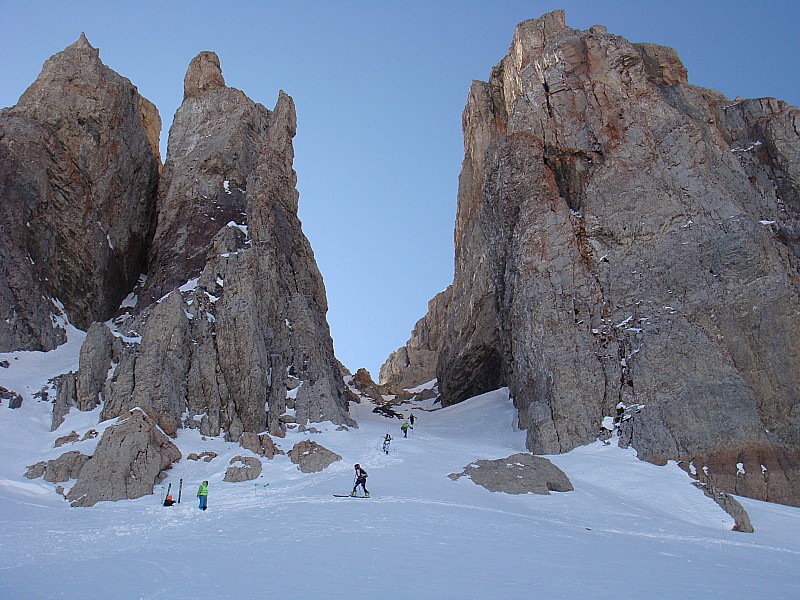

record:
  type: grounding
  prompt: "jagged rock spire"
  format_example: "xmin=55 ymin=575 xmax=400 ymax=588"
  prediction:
xmin=97 ymin=50 xmax=353 ymax=441
xmin=62 ymin=32 xmax=99 ymax=59
xmin=74 ymin=32 xmax=91 ymax=48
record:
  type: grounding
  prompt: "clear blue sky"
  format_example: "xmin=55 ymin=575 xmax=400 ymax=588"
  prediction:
xmin=2 ymin=1 xmax=798 ymax=378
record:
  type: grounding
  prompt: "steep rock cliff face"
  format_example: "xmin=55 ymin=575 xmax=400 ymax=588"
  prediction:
xmin=81 ymin=52 xmax=353 ymax=440
xmin=0 ymin=34 xmax=160 ymax=351
xmin=379 ymin=286 xmax=451 ymax=389
xmin=382 ymin=11 xmax=800 ymax=505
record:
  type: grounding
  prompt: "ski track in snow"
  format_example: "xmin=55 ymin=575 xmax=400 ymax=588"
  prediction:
xmin=1 ymin=337 xmax=799 ymax=598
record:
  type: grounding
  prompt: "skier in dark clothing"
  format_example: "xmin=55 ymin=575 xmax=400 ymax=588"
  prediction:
xmin=383 ymin=433 xmax=392 ymax=454
xmin=163 ymin=494 xmax=175 ymax=507
xmin=409 ymin=413 xmax=415 ymax=427
xmin=351 ymin=464 xmax=369 ymax=497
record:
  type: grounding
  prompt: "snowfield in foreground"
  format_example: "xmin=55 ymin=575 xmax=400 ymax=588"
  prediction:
xmin=1 ymin=339 xmax=799 ymax=599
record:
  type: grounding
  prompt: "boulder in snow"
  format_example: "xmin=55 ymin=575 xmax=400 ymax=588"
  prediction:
xmin=1 ymin=386 xmax=23 ymax=409
xmin=65 ymin=408 xmax=181 ymax=507
xmin=288 ymin=440 xmax=341 ymax=473
xmin=54 ymin=431 xmax=80 ymax=448
xmin=25 ymin=450 xmax=91 ymax=483
xmin=239 ymin=432 xmax=284 ymax=459
xmin=448 ymin=453 xmax=573 ymax=495
xmin=224 ymin=456 xmax=263 ymax=482
xmin=187 ymin=451 xmax=217 ymax=462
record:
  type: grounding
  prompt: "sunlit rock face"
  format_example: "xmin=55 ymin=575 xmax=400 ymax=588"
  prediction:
xmin=383 ymin=10 xmax=800 ymax=506
xmin=93 ymin=51 xmax=355 ymax=440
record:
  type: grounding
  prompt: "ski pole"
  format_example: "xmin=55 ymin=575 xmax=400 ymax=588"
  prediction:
xmin=178 ymin=478 xmax=183 ymax=503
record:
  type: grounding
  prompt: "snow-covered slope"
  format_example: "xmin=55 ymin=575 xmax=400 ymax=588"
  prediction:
xmin=1 ymin=338 xmax=799 ymax=599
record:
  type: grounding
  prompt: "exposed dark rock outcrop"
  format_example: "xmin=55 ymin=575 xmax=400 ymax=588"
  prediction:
xmin=100 ymin=292 xmax=190 ymax=437
xmin=1 ymin=386 xmax=23 ymax=409
xmin=3 ymin=38 xmax=353 ymax=490
xmin=66 ymin=408 xmax=181 ymax=507
xmin=187 ymin=451 xmax=217 ymax=462
xmin=383 ymin=11 xmax=800 ymax=506
xmin=352 ymin=368 xmax=384 ymax=403
xmin=239 ymin=432 xmax=284 ymax=459
xmin=25 ymin=451 xmax=90 ymax=483
xmin=54 ymin=431 xmax=80 ymax=448
xmin=380 ymin=289 xmax=450 ymax=389
xmin=288 ymin=440 xmax=341 ymax=473
xmin=51 ymin=373 xmax=76 ymax=430
xmin=0 ymin=33 xmax=160 ymax=352
xmin=75 ymin=322 xmax=114 ymax=411
xmin=448 ymin=453 xmax=573 ymax=495
xmin=224 ymin=455 xmax=263 ymax=482
xmin=677 ymin=445 xmax=800 ymax=510
xmin=693 ymin=481 xmax=754 ymax=533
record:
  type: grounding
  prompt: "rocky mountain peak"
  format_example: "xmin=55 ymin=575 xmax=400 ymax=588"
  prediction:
xmin=1 ymin=37 xmax=354 ymax=502
xmin=383 ymin=10 xmax=800 ymax=507
xmin=183 ymin=51 xmax=226 ymax=99
xmin=72 ymin=46 xmax=353 ymax=445
xmin=0 ymin=35 xmax=160 ymax=351
xmin=68 ymin=32 xmax=95 ymax=52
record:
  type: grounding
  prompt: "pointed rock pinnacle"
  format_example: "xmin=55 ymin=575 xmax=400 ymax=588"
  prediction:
xmin=183 ymin=51 xmax=226 ymax=100
xmin=67 ymin=32 xmax=93 ymax=50
xmin=63 ymin=32 xmax=99 ymax=59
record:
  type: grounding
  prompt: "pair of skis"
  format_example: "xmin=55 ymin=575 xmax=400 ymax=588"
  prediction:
xmin=162 ymin=479 xmax=183 ymax=503
xmin=336 ymin=473 xmax=370 ymax=498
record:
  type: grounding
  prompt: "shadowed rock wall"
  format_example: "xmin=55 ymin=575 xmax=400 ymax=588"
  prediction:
xmin=0 ymin=34 xmax=160 ymax=351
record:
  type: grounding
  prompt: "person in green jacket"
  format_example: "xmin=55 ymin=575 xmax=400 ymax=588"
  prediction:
xmin=197 ymin=480 xmax=208 ymax=511
xmin=401 ymin=421 xmax=410 ymax=438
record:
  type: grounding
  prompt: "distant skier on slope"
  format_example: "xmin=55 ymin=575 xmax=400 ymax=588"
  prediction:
xmin=351 ymin=464 xmax=369 ymax=497
xmin=383 ymin=433 xmax=392 ymax=454
xmin=197 ymin=480 xmax=209 ymax=511
xmin=163 ymin=494 xmax=175 ymax=507
xmin=409 ymin=413 xmax=415 ymax=428
xmin=401 ymin=421 xmax=410 ymax=438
